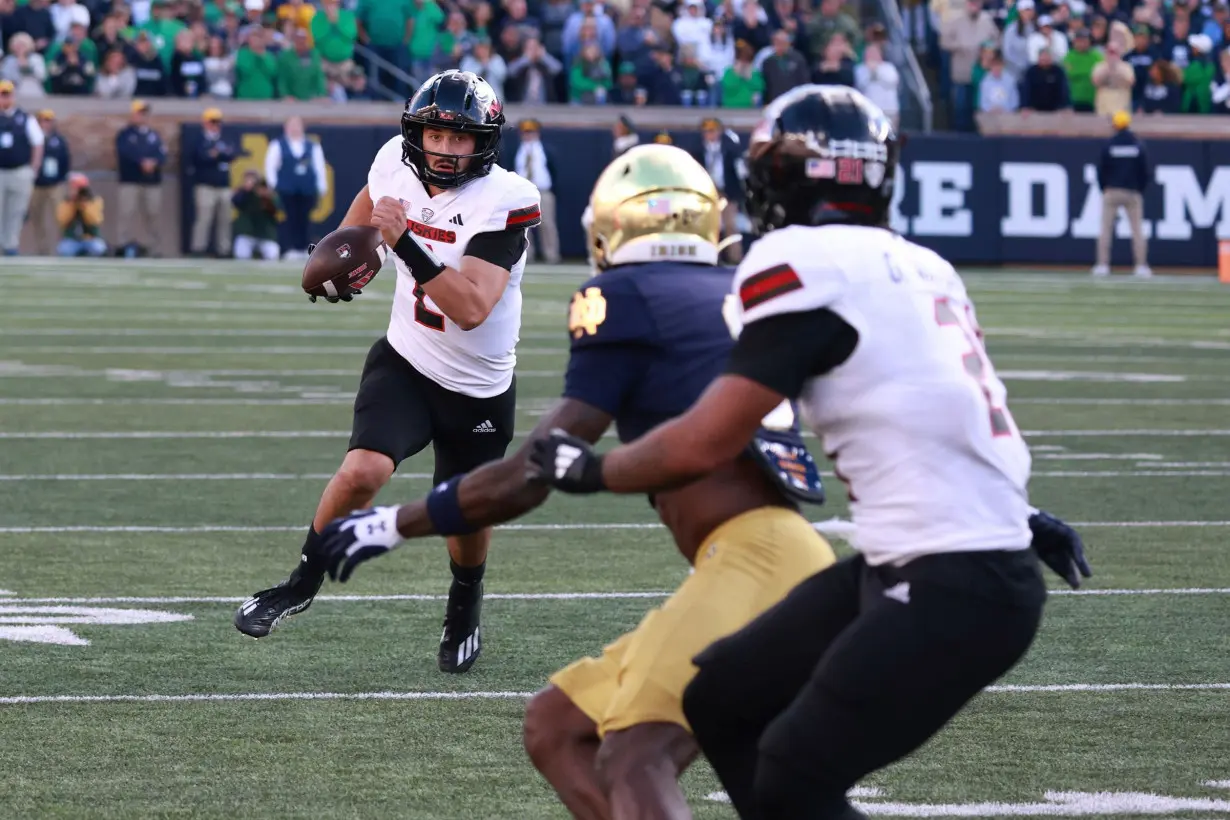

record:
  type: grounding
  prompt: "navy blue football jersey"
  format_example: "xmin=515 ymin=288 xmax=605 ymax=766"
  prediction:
xmin=563 ymin=262 xmax=736 ymax=442
xmin=561 ymin=261 xmax=826 ymax=504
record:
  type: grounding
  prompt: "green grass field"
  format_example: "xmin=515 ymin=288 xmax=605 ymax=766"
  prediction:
xmin=1 ymin=259 xmax=1228 ymax=819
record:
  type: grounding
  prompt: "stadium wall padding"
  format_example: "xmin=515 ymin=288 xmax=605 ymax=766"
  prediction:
xmin=180 ymin=124 xmax=1230 ymax=268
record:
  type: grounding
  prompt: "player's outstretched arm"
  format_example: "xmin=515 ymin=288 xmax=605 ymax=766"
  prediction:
xmin=532 ymin=375 xmax=783 ymax=496
xmin=317 ymin=398 xmax=613 ymax=583
xmin=531 ymin=307 xmax=859 ymax=496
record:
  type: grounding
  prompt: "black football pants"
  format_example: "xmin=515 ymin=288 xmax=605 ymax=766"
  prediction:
xmin=681 ymin=549 xmax=1046 ymax=820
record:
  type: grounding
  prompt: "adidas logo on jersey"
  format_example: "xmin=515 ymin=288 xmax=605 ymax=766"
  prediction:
xmin=448 ymin=214 xmax=464 ymax=226
xmin=473 ymin=420 xmax=497 ymax=433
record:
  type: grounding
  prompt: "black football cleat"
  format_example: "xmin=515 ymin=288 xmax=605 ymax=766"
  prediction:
xmin=234 ymin=566 xmax=324 ymax=639
xmin=438 ymin=579 xmax=483 ymax=673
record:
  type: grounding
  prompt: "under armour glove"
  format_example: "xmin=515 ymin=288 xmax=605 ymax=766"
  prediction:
xmin=320 ymin=505 xmax=403 ymax=583
xmin=527 ymin=429 xmax=607 ymax=494
xmin=1029 ymin=509 xmax=1092 ymax=589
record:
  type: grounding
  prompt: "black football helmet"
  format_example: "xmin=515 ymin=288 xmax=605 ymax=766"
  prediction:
xmin=744 ymin=84 xmax=899 ymax=236
xmin=401 ymin=70 xmax=506 ymax=190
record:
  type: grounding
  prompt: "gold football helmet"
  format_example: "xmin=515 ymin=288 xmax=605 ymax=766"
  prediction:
xmin=582 ymin=144 xmax=724 ymax=270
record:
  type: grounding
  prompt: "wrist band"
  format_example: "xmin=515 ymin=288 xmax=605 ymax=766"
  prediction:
xmin=394 ymin=229 xmax=446 ymax=285
xmin=425 ymin=475 xmax=478 ymax=536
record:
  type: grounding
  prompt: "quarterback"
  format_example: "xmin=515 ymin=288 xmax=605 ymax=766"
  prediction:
xmin=235 ymin=70 xmax=541 ymax=675
xmin=314 ymin=145 xmax=837 ymax=818
xmin=531 ymin=86 xmax=1091 ymax=819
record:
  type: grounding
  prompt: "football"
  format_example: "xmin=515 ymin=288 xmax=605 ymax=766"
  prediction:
xmin=302 ymin=225 xmax=387 ymax=301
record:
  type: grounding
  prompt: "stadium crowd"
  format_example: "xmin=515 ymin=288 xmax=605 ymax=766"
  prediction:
xmin=923 ymin=0 xmax=1230 ymax=128
xmin=0 ymin=0 xmax=903 ymax=119
xmin=0 ymin=0 xmax=1226 ymax=123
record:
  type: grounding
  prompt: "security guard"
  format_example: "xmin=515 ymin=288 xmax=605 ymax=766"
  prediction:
xmin=691 ymin=116 xmax=745 ymax=263
xmin=189 ymin=107 xmax=238 ymax=258
xmin=1094 ymin=110 xmax=1151 ymax=278
xmin=0 ymin=79 xmax=46 ymax=256
xmin=264 ymin=115 xmax=326 ymax=259
xmin=30 ymin=109 xmax=72 ymax=255
xmin=115 ymin=99 xmax=168 ymax=258
xmin=512 ymin=119 xmax=560 ymax=264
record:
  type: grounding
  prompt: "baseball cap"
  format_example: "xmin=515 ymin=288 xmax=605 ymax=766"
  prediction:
xmin=131 ymin=99 xmax=150 ymax=113
xmin=519 ymin=118 xmax=541 ymax=133
xmin=37 ymin=108 xmax=55 ymax=120
xmin=202 ymin=107 xmax=223 ymax=122
xmin=0 ymin=80 xmax=14 ymax=93
xmin=1112 ymin=110 xmax=1131 ymax=129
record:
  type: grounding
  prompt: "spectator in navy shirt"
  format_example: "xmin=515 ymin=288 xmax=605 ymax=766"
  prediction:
xmin=1124 ymin=24 xmax=1157 ymax=108
xmin=129 ymin=31 xmax=171 ymax=97
xmin=188 ymin=108 xmax=237 ymax=258
xmin=13 ymin=0 xmax=54 ymax=52
xmin=1021 ymin=47 xmax=1071 ymax=110
xmin=1140 ymin=58 xmax=1182 ymax=112
xmin=639 ymin=45 xmax=684 ymax=104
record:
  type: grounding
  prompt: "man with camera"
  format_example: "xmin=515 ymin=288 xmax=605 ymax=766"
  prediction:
xmin=231 ymin=170 xmax=281 ymax=261
xmin=56 ymin=172 xmax=107 ymax=257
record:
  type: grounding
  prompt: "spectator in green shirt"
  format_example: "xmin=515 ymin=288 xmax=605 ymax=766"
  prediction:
xmin=277 ymin=28 xmax=326 ymax=100
xmin=1182 ymin=34 xmax=1215 ymax=113
xmin=234 ymin=26 xmax=278 ymax=99
xmin=310 ymin=0 xmax=358 ymax=83
xmin=719 ymin=40 xmax=764 ymax=107
xmin=1064 ymin=28 xmax=1103 ymax=112
xmin=357 ymin=0 xmax=413 ymax=92
xmin=409 ymin=0 xmax=446 ymax=80
xmin=569 ymin=41 xmax=612 ymax=103
xmin=140 ymin=0 xmax=187 ymax=66
xmin=203 ymin=0 xmax=241 ymax=29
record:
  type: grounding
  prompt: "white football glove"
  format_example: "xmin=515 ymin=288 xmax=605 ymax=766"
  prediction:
xmin=320 ymin=505 xmax=403 ymax=583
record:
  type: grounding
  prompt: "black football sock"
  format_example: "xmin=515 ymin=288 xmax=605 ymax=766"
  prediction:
xmin=449 ymin=558 xmax=486 ymax=587
xmin=296 ymin=526 xmax=328 ymax=579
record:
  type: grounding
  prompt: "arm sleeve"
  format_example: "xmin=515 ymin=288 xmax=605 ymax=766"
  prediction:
xmin=264 ymin=140 xmax=280 ymax=188
xmin=26 ymin=117 xmax=45 ymax=146
xmin=463 ymin=227 xmax=528 ymax=270
xmin=725 ymin=307 xmax=859 ymax=398
xmin=312 ymin=142 xmax=328 ymax=196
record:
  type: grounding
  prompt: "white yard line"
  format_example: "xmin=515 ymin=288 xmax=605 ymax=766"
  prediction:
xmin=4 ymin=469 xmax=1230 ymax=481
xmin=0 ymin=588 xmax=1224 ymax=606
xmin=2 ymin=682 xmax=1227 ymax=706
xmin=5 ymin=429 xmax=1230 ymax=440
xmin=1 ymin=521 xmax=1228 ymax=535
xmin=0 ymin=523 xmax=667 ymax=534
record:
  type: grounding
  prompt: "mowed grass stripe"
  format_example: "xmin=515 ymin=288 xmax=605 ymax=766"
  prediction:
xmin=2 ymin=683 xmax=1229 ymax=707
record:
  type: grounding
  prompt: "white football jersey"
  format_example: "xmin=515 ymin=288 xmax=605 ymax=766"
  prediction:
xmin=733 ymin=224 xmax=1032 ymax=566
xmin=368 ymin=136 xmax=541 ymax=398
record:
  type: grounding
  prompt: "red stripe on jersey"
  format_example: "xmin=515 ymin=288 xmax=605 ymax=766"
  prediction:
xmin=506 ymin=205 xmax=542 ymax=228
xmin=740 ymin=264 xmax=803 ymax=310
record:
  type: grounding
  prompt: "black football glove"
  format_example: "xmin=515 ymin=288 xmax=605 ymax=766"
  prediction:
xmin=320 ymin=505 xmax=402 ymax=583
xmin=527 ymin=429 xmax=607 ymax=494
xmin=309 ymin=290 xmax=357 ymax=304
xmin=1029 ymin=509 xmax=1092 ymax=589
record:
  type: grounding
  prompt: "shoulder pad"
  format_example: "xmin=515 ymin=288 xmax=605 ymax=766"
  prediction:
xmin=367 ymin=136 xmax=405 ymax=195
xmin=735 ymin=228 xmax=849 ymax=326
xmin=483 ymin=171 xmax=542 ymax=232
xmin=567 ymin=272 xmax=657 ymax=350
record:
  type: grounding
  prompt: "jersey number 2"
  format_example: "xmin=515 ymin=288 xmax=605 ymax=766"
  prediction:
xmin=934 ymin=297 xmax=1015 ymax=438
xmin=413 ymin=243 xmax=446 ymax=332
